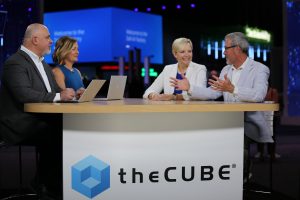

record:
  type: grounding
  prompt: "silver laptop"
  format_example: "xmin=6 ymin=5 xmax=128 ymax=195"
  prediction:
xmin=95 ymin=75 xmax=127 ymax=100
xmin=56 ymin=79 xmax=106 ymax=103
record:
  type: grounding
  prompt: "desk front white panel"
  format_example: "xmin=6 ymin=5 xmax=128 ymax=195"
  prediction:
xmin=63 ymin=112 xmax=244 ymax=200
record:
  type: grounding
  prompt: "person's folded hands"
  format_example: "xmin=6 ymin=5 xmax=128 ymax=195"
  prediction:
xmin=60 ymin=88 xmax=75 ymax=100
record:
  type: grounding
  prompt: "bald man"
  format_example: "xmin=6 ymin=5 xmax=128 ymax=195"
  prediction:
xmin=0 ymin=23 xmax=74 ymax=199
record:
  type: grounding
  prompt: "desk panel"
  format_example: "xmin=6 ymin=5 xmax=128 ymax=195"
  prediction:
xmin=63 ymin=112 xmax=243 ymax=200
xmin=24 ymin=99 xmax=279 ymax=199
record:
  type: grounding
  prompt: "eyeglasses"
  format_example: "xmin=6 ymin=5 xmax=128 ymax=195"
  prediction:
xmin=224 ymin=45 xmax=237 ymax=50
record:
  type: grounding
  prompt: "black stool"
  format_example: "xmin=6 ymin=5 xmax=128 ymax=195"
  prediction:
xmin=243 ymin=111 xmax=276 ymax=198
xmin=245 ymin=140 xmax=273 ymax=193
xmin=0 ymin=140 xmax=39 ymax=200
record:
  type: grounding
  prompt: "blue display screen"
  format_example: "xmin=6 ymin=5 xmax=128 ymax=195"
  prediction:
xmin=286 ymin=0 xmax=300 ymax=116
xmin=44 ymin=7 xmax=163 ymax=64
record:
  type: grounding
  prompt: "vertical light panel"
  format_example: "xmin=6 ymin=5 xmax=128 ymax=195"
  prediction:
xmin=207 ymin=42 xmax=211 ymax=56
xmin=214 ymin=41 xmax=218 ymax=59
xmin=248 ymin=46 xmax=254 ymax=59
xmin=222 ymin=40 xmax=225 ymax=58
xmin=263 ymin=49 xmax=267 ymax=62
xmin=256 ymin=45 xmax=261 ymax=58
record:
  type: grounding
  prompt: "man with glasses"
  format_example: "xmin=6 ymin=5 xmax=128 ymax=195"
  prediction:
xmin=170 ymin=31 xmax=273 ymax=183
xmin=170 ymin=32 xmax=273 ymax=143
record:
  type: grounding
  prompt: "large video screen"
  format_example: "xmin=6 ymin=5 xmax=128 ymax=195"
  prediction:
xmin=44 ymin=7 xmax=163 ymax=64
xmin=283 ymin=0 xmax=300 ymax=124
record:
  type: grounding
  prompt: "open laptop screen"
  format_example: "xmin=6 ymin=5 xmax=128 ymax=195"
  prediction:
xmin=56 ymin=79 xmax=105 ymax=103
xmin=95 ymin=76 xmax=127 ymax=101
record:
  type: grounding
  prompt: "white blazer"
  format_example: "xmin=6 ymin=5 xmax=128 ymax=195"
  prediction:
xmin=190 ymin=58 xmax=273 ymax=143
xmin=143 ymin=62 xmax=207 ymax=100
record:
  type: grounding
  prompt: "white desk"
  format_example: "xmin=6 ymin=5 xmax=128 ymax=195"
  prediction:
xmin=25 ymin=99 xmax=279 ymax=200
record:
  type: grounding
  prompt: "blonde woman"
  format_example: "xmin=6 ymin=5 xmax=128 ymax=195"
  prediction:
xmin=143 ymin=37 xmax=207 ymax=100
xmin=52 ymin=36 xmax=85 ymax=99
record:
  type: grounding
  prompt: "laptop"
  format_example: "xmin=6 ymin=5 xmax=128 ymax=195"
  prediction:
xmin=95 ymin=75 xmax=127 ymax=100
xmin=56 ymin=79 xmax=106 ymax=103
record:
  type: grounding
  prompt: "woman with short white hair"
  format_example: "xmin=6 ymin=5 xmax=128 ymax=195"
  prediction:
xmin=143 ymin=37 xmax=207 ymax=100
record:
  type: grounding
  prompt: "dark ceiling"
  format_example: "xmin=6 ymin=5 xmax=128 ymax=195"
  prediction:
xmin=43 ymin=0 xmax=283 ymax=46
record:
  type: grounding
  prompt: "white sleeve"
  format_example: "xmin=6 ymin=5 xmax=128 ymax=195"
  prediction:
xmin=143 ymin=67 xmax=166 ymax=99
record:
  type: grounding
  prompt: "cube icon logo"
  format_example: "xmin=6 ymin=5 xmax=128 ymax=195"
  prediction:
xmin=72 ymin=155 xmax=110 ymax=198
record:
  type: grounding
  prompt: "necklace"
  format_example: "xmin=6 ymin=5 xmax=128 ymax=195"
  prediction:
xmin=64 ymin=65 xmax=74 ymax=72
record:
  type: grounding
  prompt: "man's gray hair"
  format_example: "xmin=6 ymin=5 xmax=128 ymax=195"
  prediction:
xmin=225 ymin=32 xmax=249 ymax=54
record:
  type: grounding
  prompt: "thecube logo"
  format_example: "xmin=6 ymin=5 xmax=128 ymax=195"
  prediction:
xmin=72 ymin=155 xmax=110 ymax=198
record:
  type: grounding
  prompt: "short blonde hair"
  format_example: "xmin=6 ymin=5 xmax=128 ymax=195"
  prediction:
xmin=172 ymin=37 xmax=193 ymax=55
xmin=52 ymin=36 xmax=77 ymax=65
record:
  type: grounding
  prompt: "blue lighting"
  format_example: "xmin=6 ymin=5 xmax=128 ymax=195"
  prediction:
xmin=249 ymin=46 xmax=254 ymax=59
xmin=201 ymin=39 xmax=269 ymax=61
xmin=146 ymin=7 xmax=151 ymax=12
xmin=162 ymin=5 xmax=166 ymax=10
xmin=207 ymin=43 xmax=211 ymax=56
xmin=286 ymin=1 xmax=293 ymax=8
xmin=133 ymin=8 xmax=138 ymax=12
xmin=176 ymin=4 xmax=181 ymax=9
xmin=44 ymin=7 xmax=163 ymax=64
xmin=214 ymin=41 xmax=218 ymax=59
xmin=263 ymin=49 xmax=267 ymax=61
xmin=190 ymin=4 xmax=196 ymax=8
xmin=256 ymin=45 xmax=261 ymax=58
xmin=222 ymin=40 xmax=225 ymax=58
